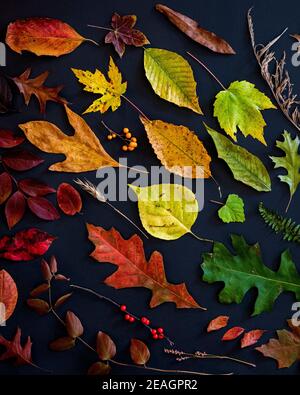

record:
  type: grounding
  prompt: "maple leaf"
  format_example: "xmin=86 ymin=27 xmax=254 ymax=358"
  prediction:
xmin=0 ymin=328 xmax=32 ymax=366
xmin=12 ymin=68 xmax=67 ymax=113
xmin=71 ymin=57 xmax=127 ymax=114
xmin=87 ymin=224 xmax=202 ymax=309
xmin=256 ymin=321 xmax=300 ymax=368
xmin=104 ymin=13 xmax=149 ymax=58
xmin=214 ymin=80 xmax=276 ymax=144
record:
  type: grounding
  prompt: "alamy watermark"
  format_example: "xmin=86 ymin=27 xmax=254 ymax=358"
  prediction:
xmin=0 ymin=42 xmax=6 ymax=66
xmin=0 ymin=302 xmax=6 ymax=326
xmin=291 ymin=41 xmax=300 ymax=67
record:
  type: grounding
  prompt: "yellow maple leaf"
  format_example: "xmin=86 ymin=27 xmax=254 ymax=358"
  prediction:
xmin=71 ymin=57 xmax=127 ymax=114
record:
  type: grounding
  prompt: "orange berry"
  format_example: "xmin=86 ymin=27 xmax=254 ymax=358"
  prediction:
xmin=129 ymin=142 xmax=137 ymax=148
xmin=123 ymin=127 xmax=129 ymax=133
xmin=128 ymin=146 xmax=135 ymax=151
xmin=125 ymin=132 xmax=132 ymax=139
xmin=107 ymin=134 xmax=113 ymax=140
xmin=122 ymin=145 xmax=128 ymax=151
xmin=131 ymin=137 xmax=137 ymax=142
xmin=112 ymin=133 xmax=117 ymax=138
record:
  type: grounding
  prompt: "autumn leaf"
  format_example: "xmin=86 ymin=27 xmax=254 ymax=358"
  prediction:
xmin=0 ymin=173 xmax=12 ymax=205
xmin=18 ymin=179 xmax=56 ymax=197
xmin=96 ymin=331 xmax=116 ymax=361
xmin=130 ymin=339 xmax=150 ymax=365
xmin=0 ymin=270 xmax=18 ymax=324
xmin=27 ymin=197 xmax=60 ymax=221
xmin=0 ymin=328 xmax=33 ymax=366
xmin=207 ymin=315 xmax=229 ymax=332
xmin=2 ymin=150 xmax=44 ymax=171
xmin=140 ymin=117 xmax=211 ymax=179
xmin=5 ymin=191 xmax=26 ymax=229
xmin=71 ymin=57 xmax=127 ymax=114
xmin=156 ymin=4 xmax=235 ymax=54
xmin=217 ymin=194 xmax=245 ymax=223
xmin=87 ymin=224 xmax=202 ymax=309
xmin=201 ymin=235 xmax=300 ymax=315
xmin=88 ymin=361 xmax=111 ymax=375
xmin=19 ymin=105 xmax=119 ymax=172
xmin=65 ymin=311 xmax=84 ymax=338
xmin=0 ymin=129 xmax=24 ymax=148
xmin=6 ymin=18 xmax=97 ymax=57
xmin=0 ymin=72 xmax=14 ymax=113
xmin=104 ymin=13 xmax=149 ymax=57
xmin=241 ymin=330 xmax=266 ymax=348
xmin=0 ymin=228 xmax=56 ymax=261
xmin=144 ymin=48 xmax=202 ymax=114
xmin=27 ymin=299 xmax=50 ymax=315
xmin=214 ymin=81 xmax=276 ymax=144
xmin=49 ymin=337 xmax=75 ymax=351
xmin=12 ymin=68 xmax=67 ymax=113
xmin=222 ymin=327 xmax=245 ymax=341
xmin=57 ymin=183 xmax=82 ymax=215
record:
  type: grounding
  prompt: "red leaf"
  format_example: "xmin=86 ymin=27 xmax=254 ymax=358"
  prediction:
xmin=0 ymin=129 xmax=24 ymax=148
xmin=54 ymin=293 xmax=72 ymax=309
xmin=241 ymin=330 xmax=266 ymax=348
xmin=0 ymin=270 xmax=18 ymax=324
xmin=27 ymin=197 xmax=60 ymax=220
xmin=0 ymin=172 xmax=12 ymax=205
xmin=2 ymin=149 xmax=44 ymax=171
xmin=130 ymin=339 xmax=150 ymax=365
xmin=222 ymin=327 xmax=245 ymax=341
xmin=40 ymin=259 xmax=52 ymax=281
xmin=207 ymin=315 xmax=229 ymax=332
xmin=0 ymin=228 xmax=56 ymax=261
xmin=96 ymin=331 xmax=116 ymax=361
xmin=27 ymin=298 xmax=50 ymax=315
xmin=18 ymin=178 xmax=55 ymax=197
xmin=87 ymin=224 xmax=201 ymax=309
xmin=0 ymin=328 xmax=32 ymax=366
xmin=88 ymin=361 xmax=111 ymax=375
xmin=49 ymin=255 xmax=58 ymax=274
xmin=30 ymin=283 xmax=50 ymax=298
xmin=65 ymin=311 xmax=84 ymax=338
xmin=49 ymin=336 xmax=75 ymax=351
xmin=57 ymin=182 xmax=82 ymax=216
xmin=5 ymin=191 xmax=26 ymax=229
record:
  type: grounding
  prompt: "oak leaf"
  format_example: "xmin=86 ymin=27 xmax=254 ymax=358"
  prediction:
xmin=0 ymin=270 xmax=18 ymax=324
xmin=0 ymin=328 xmax=32 ymax=366
xmin=87 ymin=224 xmax=202 ymax=309
xmin=19 ymin=105 xmax=119 ymax=172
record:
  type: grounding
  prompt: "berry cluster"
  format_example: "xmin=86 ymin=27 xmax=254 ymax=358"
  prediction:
xmin=105 ymin=124 xmax=138 ymax=152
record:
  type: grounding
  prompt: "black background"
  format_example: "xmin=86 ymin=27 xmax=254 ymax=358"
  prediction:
xmin=0 ymin=0 xmax=299 ymax=376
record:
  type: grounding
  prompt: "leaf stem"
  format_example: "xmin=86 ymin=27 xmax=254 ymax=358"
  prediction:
xmin=84 ymin=38 xmax=100 ymax=47
xmin=187 ymin=52 xmax=226 ymax=90
xmin=210 ymin=199 xmax=224 ymax=206
xmin=87 ymin=24 xmax=114 ymax=32
xmin=190 ymin=231 xmax=214 ymax=245
xmin=121 ymin=95 xmax=150 ymax=121
xmin=285 ymin=194 xmax=292 ymax=213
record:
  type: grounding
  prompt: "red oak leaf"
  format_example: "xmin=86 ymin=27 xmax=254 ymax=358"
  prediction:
xmin=5 ymin=191 xmax=26 ymax=229
xmin=0 ymin=172 xmax=12 ymax=205
xmin=87 ymin=224 xmax=201 ymax=309
xmin=207 ymin=315 xmax=229 ymax=332
xmin=241 ymin=329 xmax=266 ymax=348
xmin=0 ymin=228 xmax=56 ymax=261
xmin=18 ymin=178 xmax=55 ymax=197
xmin=105 ymin=13 xmax=150 ymax=57
xmin=0 ymin=328 xmax=32 ymax=366
xmin=27 ymin=197 xmax=60 ymax=220
xmin=0 ymin=129 xmax=24 ymax=148
xmin=2 ymin=149 xmax=44 ymax=171
xmin=0 ymin=270 xmax=18 ymax=324
xmin=57 ymin=182 xmax=82 ymax=216
xmin=222 ymin=326 xmax=245 ymax=341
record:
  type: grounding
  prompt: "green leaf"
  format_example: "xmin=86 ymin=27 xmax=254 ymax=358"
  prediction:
xmin=214 ymin=80 xmax=276 ymax=144
xmin=205 ymin=124 xmax=271 ymax=192
xmin=129 ymin=184 xmax=210 ymax=242
xmin=218 ymin=194 xmax=245 ymax=223
xmin=144 ymin=48 xmax=202 ymax=114
xmin=269 ymin=131 xmax=300 ymax=211
xmin=201 ymin=235 xmax=300 ymax=315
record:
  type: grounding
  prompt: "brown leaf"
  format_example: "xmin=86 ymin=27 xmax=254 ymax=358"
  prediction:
xmin=96 ymin=331 xmax=116 ymax=361
xmin=40 ymin=259 xmax=52 ymax=281
xmin=130 ymin=339 xmax=150 ymax=365
xmin=241 ymin=329 xmax=266 ymax=348
xmin=54 ymin=293 xmax=72 ymax=309
xmin=0 ymin=270 xmax=18 ymax=324
xmin=65 ymin=311 xmax=84 ymax=338
xmin=30 ymin=283 xmax=50 ymax=298
xmin=19 ymin=105 xmax=120 ymax=173
xmin=27 ymin=298 xmax=50 ymax=315
xmin=0 ymin=172 xmax=12 ymax=205
xmin=156 ymin=4 xmax=235 ymax=54
xmin=49 ymin=336 xmax=76 ymax=351
xmin=88 ymin=361 xmax=111 ymax=375
xmin=207 ymin=315 xmax=229 ymax=332
xmin=0 ymin=328 xmax=32 ymax=366
xmin=222 ymin=327 xmax=245 ymax=341
xmin=87 ymin=224 xmax=201 ymax=309
xmin=57 ymin=183 xmax=82 ymax=215
xmin=12 ymin=68 xmax=67 ymax=113
xmin=5 ymin=191 xmax=26 ymax=229
xmin=49 ymin=255 xmax=58 ymax=274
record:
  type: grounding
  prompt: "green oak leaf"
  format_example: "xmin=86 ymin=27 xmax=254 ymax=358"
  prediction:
xmin=218 ymin=194 xmax=245 ymax=223
xmin=205 ymin=124 xmax=271 ymax=192
xmin=214 ymin=80 xmax=276 ymax=145
xmin=129 ymin=184 xmax=211 ymax=242
xmin=201 ymin=235 xmax=300 ymax=315
xmin=270 ymin=131 xmax=300 ymax=211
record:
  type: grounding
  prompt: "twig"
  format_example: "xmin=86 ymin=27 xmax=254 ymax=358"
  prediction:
xmin=121 ymin=94 xmax=150 ymax=121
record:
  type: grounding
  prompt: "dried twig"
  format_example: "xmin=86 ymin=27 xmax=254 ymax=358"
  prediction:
xmin=248 ymin=8 xmax=300 ymax=132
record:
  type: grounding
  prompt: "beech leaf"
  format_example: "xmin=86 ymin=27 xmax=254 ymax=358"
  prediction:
xmin=0 ymin=129 xmax=24 ymax=148
xmin=0 ymin=270 xmax=18 ymax=324
xmin=218 ymin=194 xmax=245 ymax=223
xmin=30 ymin=283 xmax=50 ymax=298
xmin=87 ymin=224 xmax=201 ymax=309
xmin=0 ymin=173 xmax=12 ymax=205
xmin=49 ymin=336 xmax=76 ymax=351
xmin=96 ymin=331 xmax=116 ymax=361
xmin=2 ymin=149 xmax=44 ymax=171
xmin=130 ymin=339 xmax=150 ymax=365
xmin=0 ymin=328 xmax=32 ymax=366
xmin=156 ymin=4 xmax=235 ymax=54
xmin=207 ymin=315 xmax=229 ymax=332
xmin=57 ymin=183 xmax=82 ymax=215
xmin=19 ymin=105 xmax=119 ymax=172
xmin=27 ymin=299 xmax=50 ymax=315
xmin=65 ymin=311 xmax=84 ymax=338
xmin=5 ymin=191 xmax=26 ymax=229
xmin=54 ymin=293 xmax=72 ymax=309
xmin=144 ymin=48 xmax=202 ymax=114
xmin=27 ymin=197 xmax=60 ymax=221
xmin=241 ymin=330 xmax=266 ymax=348
xmin=140 ymin=117 xmax=211 ymax=179
xmin=88 ymin=361 xmax=111 ymax=375
xmin=222 ymin=327 xmax=245 ymax=341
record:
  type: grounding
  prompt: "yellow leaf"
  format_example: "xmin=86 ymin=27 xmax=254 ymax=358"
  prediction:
xmin=71 ymin=57 xmax=127 ymax=114
xmin=140 ymin=117 xmax=211 ymax=178
xmin=19 ymin=105 xmax=119 ymax=172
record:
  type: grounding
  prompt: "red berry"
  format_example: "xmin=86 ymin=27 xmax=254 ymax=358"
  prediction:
xmin=151 ymin=329 xmax=157 ymax=335
xmin=129 ymin=316 xmax=135 ymax=323
xmin=158 ymin=334 xmax=164 ymax=339
xmin=157 ymin=327 xmax=164 ymax=334
xmin=141 ymin=317 xmax=147 ymax=324
xmin=152 ymin=334 xmax=159 ymax=340
xmin=120 ymin=305 xmax=127 ymax=312
xmin=145 ymin=319 xmax=150 ymax=325
xmin=125 ymin=314 xmax=130 ymax=321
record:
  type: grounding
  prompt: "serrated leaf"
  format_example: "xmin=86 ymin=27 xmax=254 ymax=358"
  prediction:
xmin=214 ymin=80 xmax=276 ymax=144
xmin=140 ymin=117 xmax=211 ymax=178
xmin=144 ymin=47 xmax=202 ymax=114
xmin=201 ymin=235 xmax=300 ymax=315
xmin=205 ymin=124 xmax=271 ymax=192
xmin=270 ymin=131 xmax=300 ymax=211
xmin=218 ymin=194 xmax=245 ymax=223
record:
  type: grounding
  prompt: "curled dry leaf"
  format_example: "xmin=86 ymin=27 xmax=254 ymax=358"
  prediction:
xmin=241 ymin=330 xmax=266 ymax=348
xmin=0 ymin=129 xmax=24 ymax=148
xmin=27 ymin=196 xmax=60 ymax=221
xmin=5 ymin=191 xmax=26 ymax=229
xmin=207 ymin=315 xmax=229 ymax=332
xmin=49 ymin=336 xmax=76 ymax=352
xmin=222 ymin=327 xmax=245 ymax=341
xmin=6 ymin=18 xmax=96 ymax=57
xmin=130 ymin=339 xmax=150 ymax=365
xmin=57 ymin=183 xmax=82 ymax=216
xmin=0 ymin=228 xmax=56 ymax=261
xmin=12 ymin=68 xmax=67 ymax=113
xmin=156 ymin=4 xmax=235 ymax=54
xmin=65 ymin=311 xmax=84 ymax=338
xmin=0 ymin=328 xmax=33 ymax=366
xmin=0 ymin=270 xmax=18 ymax=324
xmin=19 ymin=105 xmax=119 ymax=172
xmin=18 ymin=179 xmax=56 ymax=197
xmin=88 ymin=361 xmax=111 ymax=375
xmin=27 ymin=298 xmax=50 ymax=315
xmin=87 ymin=224 xmax=201 ymax=309
xmin=2 ymin=149 xmax=44 ymax=171
xmin=96 ymin=331 xmax=116 ymax=361
xmin=0 ymin=173 xmax=12 ymax=205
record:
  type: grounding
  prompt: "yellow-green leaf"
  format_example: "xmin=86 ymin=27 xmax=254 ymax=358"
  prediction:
xmin=144 ymin=48 xmax=202 ymax=114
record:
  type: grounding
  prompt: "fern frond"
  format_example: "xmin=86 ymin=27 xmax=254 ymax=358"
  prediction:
xmin=259 ymin=202 xmax=300 ymax=243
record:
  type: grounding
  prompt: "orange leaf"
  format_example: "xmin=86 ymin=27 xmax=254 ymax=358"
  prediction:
xmin=0 ymin=270 xmax=18 ymax=323
xmin=96 ymin=331 xmax=116 ymax=361
xmin=222 ymin=326 xmax=245 ymax=341
xmin=207 ymin=315 xmax=229 ymax=332
xmin=130 ymin=339 xmax=150 ymax=365
xmin=87 ymin=224 xmax=202 ymax=309
xmin=241 ymin=329 xmax=266 ymax=348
